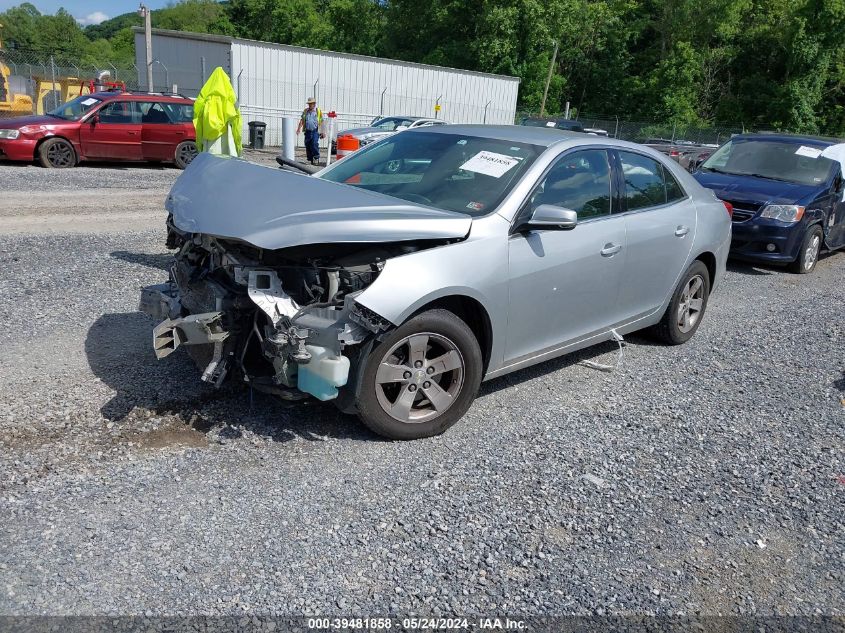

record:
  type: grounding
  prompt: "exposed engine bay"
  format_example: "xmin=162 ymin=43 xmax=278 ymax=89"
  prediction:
xmin=140 ymin=220 xmax=448 ymax=406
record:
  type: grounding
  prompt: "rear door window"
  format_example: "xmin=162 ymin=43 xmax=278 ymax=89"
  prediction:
xmin=138 ymin=102 xmax=173 ymax=124
xmin=618 ymin=151 xmax=669 ymax=210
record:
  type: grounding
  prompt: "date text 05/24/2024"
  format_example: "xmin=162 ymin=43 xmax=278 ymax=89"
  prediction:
xmin=307 ymin=618 xmax=528 ymax=630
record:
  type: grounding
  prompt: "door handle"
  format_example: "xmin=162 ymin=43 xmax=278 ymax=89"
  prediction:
xmin=674 ymin=225 xmax=690 ymax=237
xmin=600 ymin=243 xmax=622 ymax=257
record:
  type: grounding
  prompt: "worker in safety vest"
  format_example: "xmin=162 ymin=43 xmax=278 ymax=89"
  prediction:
xmin=296 ymin=97 xmax=324 ymax=165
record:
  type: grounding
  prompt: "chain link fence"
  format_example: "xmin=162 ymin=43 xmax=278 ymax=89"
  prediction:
xmin=516 ymin=110 xmax=744 ymax=146
xmin=0 ymin=47 xmax=138 ymax=118
xmin=3 ymin=46 xmax=747 ymax=150
xmin=578 ymin=113 xmax=743 ymax=145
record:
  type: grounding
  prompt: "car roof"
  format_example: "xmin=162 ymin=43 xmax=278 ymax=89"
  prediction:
xmin=92 ymin=91 xmax=193 ymax=103
xmin=732 ymin=132 xmax=843 ymax=146
xmin=377 ymin=115 xmax=427 ymax=121
xmin=408 ymin=124 xmax=620 ymax=148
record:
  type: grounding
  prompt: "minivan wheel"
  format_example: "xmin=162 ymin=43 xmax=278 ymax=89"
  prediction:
xmin=174 ymin=140 xmax=198 ymax=169
xmin=356 ymin=309 xmax=483 ymax=440
xmin=38 ymin=138 xmax=76 ymax=168
xmin=652 ymin=260 xmax=711 ymax=345
xmin=788 ymin=225 xmax=822 ymax=274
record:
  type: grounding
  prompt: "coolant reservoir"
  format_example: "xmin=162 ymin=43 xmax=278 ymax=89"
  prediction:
xmin=297 ymin=345 xmax=350 ymax=401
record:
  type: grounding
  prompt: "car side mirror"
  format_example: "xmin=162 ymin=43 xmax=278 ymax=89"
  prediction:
xmin=90 ymin=113 xmax=100 ymax=125
xmin=528 ymin=204 xmax=578 ymax=230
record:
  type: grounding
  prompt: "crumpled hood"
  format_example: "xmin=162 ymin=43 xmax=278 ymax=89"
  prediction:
xmin=693 ymin=170 xmax=823 ymax=206
xmin=166 ymin=152 xmax=472 ymax=250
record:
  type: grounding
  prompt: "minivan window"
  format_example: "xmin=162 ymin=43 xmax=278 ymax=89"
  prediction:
xmin=701 ymin=139 xmax=834 ymax=186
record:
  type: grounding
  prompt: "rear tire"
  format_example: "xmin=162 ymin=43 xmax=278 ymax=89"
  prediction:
xmin=788 ymin=225 xmax=822 ymax=274
xmin=174 ymin=140 xmax=198 ymax=169
xmin=652 ymin=260 xmax=710 ymax=345
xmin=38 ymin=138 xmax=76 ymax=168
xmin=356 ymin=309 xmax=482 ymax=440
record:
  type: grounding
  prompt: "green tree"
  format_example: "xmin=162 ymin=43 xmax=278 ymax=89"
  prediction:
xmin=324 ymin=0 xmax=384 ymax=56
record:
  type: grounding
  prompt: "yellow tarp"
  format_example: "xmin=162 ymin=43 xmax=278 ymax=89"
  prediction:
xmin=193 ymin=67 xmax=242 ymax=157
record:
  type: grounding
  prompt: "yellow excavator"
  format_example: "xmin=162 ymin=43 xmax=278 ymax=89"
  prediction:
xmin=0 ymin=22 xmax=34 ymax=117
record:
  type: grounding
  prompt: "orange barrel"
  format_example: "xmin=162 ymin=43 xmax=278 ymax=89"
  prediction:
xmin=335 ymin=134 xmax=360 ymax=160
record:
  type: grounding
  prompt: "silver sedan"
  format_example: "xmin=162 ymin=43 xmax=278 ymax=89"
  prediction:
xmin=141 ymin=126 xmax=731 ymax=440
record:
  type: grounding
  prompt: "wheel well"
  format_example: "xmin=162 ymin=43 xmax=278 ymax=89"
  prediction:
xmin=412 ymin=296 xmax=493 ymax=373
xmin=34 ymin=135 xmax=76 ymax=161
xmin=696 ymin=252 xmax=716 ymax=289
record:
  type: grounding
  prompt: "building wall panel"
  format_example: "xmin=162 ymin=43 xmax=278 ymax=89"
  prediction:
xmin=138 ymin=30 xmax=519 ymax=147
xmin=134 ymin=31 xmax=230 ymax=95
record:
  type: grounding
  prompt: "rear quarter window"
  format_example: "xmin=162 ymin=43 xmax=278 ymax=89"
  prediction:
xmin=663 ymin=166 xmax=686 ymax=202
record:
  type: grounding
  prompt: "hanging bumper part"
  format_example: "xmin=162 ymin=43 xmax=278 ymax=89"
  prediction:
xmin=152 ymin=312 xmax=230 ymax=360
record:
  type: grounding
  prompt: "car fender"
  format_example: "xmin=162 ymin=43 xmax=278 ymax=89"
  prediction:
xmin=355 ymin=213 xmax=510 ymax=374
xmin=34 ymin=132 xmax=81 ymax=160
xmin=659 ymin=196 xmax=730 ymax=311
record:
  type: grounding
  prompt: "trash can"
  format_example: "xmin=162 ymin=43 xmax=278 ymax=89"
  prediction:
xmin=248 ymin=121 xmax=267 ymax=149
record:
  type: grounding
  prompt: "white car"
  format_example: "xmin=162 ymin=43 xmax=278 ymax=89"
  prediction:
xmin=333 ymin=116 xmax=447 ymax=152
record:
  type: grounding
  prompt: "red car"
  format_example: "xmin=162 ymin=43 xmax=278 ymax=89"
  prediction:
xmin=0 ymin=91 xmax=198 ymax=169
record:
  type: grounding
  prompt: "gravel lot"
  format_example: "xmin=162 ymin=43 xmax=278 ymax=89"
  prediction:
xmin=0 ymin=158 xmax=843 ymax=617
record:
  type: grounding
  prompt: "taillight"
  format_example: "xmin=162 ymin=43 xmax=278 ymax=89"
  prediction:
xmin=722 ymin=200 xmax=734 ymax=218
xmin=670 ymin=150 xmax=680 ymax=157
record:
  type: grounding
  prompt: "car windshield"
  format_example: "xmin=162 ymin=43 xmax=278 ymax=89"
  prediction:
xmin=700 ymin=139 xmax=834 ymax=186
xmin=370 ymin=117 xmax=416 ymax=131
xmin=319 ymin=131 xmax=542 ymax=216
xmin=47 ymin=95 xmax=102 ymax=121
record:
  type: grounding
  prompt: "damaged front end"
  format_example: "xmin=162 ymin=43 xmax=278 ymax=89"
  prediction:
xmin=140 ymin=153 xmax=472 ymax=408
xmin=140 ymin=226 xmax=403 ymax=406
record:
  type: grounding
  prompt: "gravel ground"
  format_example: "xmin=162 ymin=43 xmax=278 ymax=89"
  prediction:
xmin=0 ymin=160 xmax=843 ymax=617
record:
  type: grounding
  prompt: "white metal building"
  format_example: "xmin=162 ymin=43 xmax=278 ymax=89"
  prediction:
xmin=134 ymin=28 xmax=520 ymax=146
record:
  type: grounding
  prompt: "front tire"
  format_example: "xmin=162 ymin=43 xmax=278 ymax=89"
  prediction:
xmin=652 ymin=260 xmax=710 ymax=345
xmin=356 ymin=309 xmax=483 ymax=440
xmin=38 ymin=138 xmax=76 ymax=168
xmin=174 ymin=140 xmax=198 ymax=169
xmin=788 ymin=225 xmax=822 ymax=274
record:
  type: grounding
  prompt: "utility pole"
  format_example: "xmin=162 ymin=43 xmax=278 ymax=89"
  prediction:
xmin=540 ymin=40 xmax=558 ymax=117
xmin=138 ymin=3 xmax=153 ymax=91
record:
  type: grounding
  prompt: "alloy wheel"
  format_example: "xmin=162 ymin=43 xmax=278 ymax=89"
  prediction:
xmin=179 ymin=142 xmax=198 ymax=165
xmin=803 ymin=234 xmax=820 ymax=271
xmin=374 ymin=332 xmax=465 ymax=423
xmin=47 ymin=141 xmax=74 ymax=167
xmin=677 ymin=274 xmax=705 ymax=334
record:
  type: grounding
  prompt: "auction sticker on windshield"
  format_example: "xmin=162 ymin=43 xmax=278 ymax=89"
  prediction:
xmin=795 ymin=145 xmax=823 ymax=158
xmin=81 ymin=98 xmax=98 ymax=106
xmin=460 ymin=151 xmax=521 ymax=178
